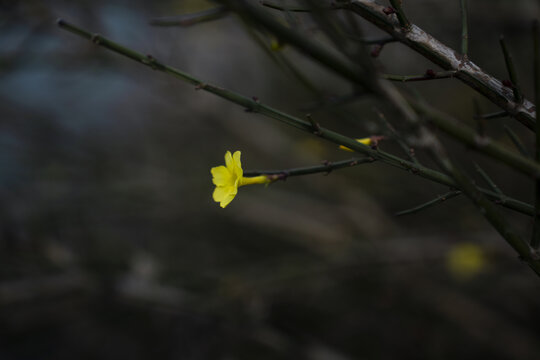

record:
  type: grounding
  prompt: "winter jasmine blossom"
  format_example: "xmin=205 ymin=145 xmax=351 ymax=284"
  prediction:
xmin=211 ymin=151 xmax=270 ymax=208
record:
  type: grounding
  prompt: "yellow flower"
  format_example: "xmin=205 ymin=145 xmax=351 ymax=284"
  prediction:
xmin=211 ymin=151 xmax=271 ymax=208
xmin=339 ymin=137 xmax=373 ymax=152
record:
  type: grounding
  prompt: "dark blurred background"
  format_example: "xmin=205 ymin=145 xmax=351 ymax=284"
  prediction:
xmin=1 ymin=0 xmax=540 ymax=359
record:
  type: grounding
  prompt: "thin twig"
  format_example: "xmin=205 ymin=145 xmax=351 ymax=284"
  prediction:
xmin=395 ymin=190 xmax=461 ymax=216
xmin=149 ymin=6 xmax=228 ymax=27
xmin=382 ymin=70 xmax=456 ymax=82
xmin=472 ymin=98 xmax=485 ymax=136
xmin=460 ymin=0 xmax=468 ymax=57
xmin=244 ymin=157 xmax=375 ymax=178
xmin=260 ymin=0 xmax=340 ymax=12
xmin=474 ymin=162 xmax=503 ymax=197
xmin=504 ymin=125 xmax=531 ymax=158
xmin=388 ymin=0 xmax=411 ymax=30
xmin=474 ymin=111 xmax=508 ymax=120
xmin=357 ymin=36 xmax=397 ymax=45
xmin=373 ymin=107 xmax=420 ymax=164
xmin=500 ymin=35 xmax=523 ymax=104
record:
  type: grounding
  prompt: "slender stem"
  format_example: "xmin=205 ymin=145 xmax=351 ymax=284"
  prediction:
xmin=260 ymin=0 xmax=339 ymax=12
xmin=532 ymin=20 xmax=540 ymax=249
xmin=358 ymin=36 xmax=397 ymax=45
xmin=373 ymin=107 xmax=420 ymax=164
xmin=500 ymin=35 xmax=523 ymax=104
xmin=474 ymin=162 xmax=503 ymax=196
xmin=382 ymin=70 xmax=456 ymax=82
xmin=474 ymin=111 xmax=508 ymax=120
xmin=149 ymin=6 xmax=228 ymax=27
xmin=56 ymin=19 xmax=534 ymax=216
xmin=389 ymin=0 xmax=411 ymax=30
xmin=504 ymin=125 xmax=531 ymax=158
xmin=460 ymin=0 xmax=468 ymax=57
xmin=395 ymin=190 xmax=461 ymax=216
xmin=244 ymin=157 xmax=374 ymax=178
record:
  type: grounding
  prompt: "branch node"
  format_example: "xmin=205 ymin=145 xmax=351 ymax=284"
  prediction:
xmin=382 ymin=6 xmax=396 ymax=15
xmin=306 ymin=113 xmax=322 ymax=135
xmin=322 ymin=160 xmax=333 ymax=175
xmin=142 ymin=54 xmax=159 ymax=70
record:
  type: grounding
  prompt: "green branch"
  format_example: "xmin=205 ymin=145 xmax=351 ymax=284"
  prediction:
xmin=260 ymin=0 xmax=340 ymax=12
xmin=373 ymin=108 xmax=420 ymax=164
xmin=56 ymin=19 xmax=534 ymax=217
xmin=504 ymin=125 xmax=531 ymax=158
xmin=474 ymin=162 xmax=503 ymax=197
xmin=149 ymin=6 xmax=229 ymax=27
xmin=500 ymin=35 xmax=523 ymax=104
xmin=395 ymin=190 xmax=461 ymax=216
xmin=382 ymin=70 xmax=456 ymax=82
xmin=244 ymin=157 xmax=375 ymax=178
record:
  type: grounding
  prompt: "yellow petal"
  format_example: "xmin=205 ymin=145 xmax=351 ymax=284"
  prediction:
xmin=213 ymin=185 xmax=235 ymax=201
xmin=232 ymin=151 xmax=243 ymax=178
xmin=213 ymin=185 xmax=237 ymax=208
xmin=219 ymin=193 xmax=236 ymax=208
xmin=339 ymin=145 xmax=354 ymax=152
xmin=339 ymin=138 xmax=372 ymax=152
xmin=211 ymin=166 xmax=233 ymax=186
xmin=225 ymin=151 xmax=233 ymax=170
xmin=356 ymin=137 xmax=372 ymax=145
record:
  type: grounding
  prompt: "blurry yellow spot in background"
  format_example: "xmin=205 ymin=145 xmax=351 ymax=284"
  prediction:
xmin=446 ymin=243 xmax=487 ymax=279
xmin=270 ymin=37 xmax=285 ymax=51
